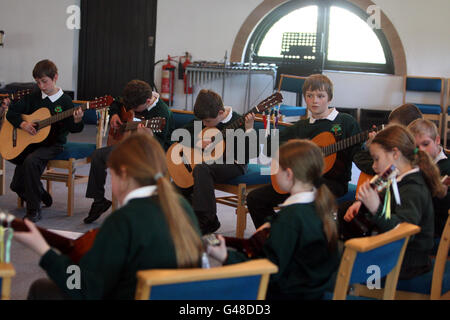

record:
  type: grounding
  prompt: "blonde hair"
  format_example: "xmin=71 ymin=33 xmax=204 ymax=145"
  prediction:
xmin=407 ymin=118 xmax=439 ymax=141
xmin=278 ymin=139 xmax=338 ymax=249
xmin=107 ymin=133 xmax=203 ymax=267
xmin=371 ymin=125 xmax=446 ymax=198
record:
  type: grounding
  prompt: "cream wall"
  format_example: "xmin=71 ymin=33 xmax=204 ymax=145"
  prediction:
xmin=0 ymin=0 xmax=448 ymax=111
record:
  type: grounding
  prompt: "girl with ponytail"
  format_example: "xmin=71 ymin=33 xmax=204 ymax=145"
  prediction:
xmin=15 ymin=133 xmax=203 ymax=299
xmin=344 ymin=124 xmax=445 ymax=279
xmin=207 ymin=139 xmax=340 ymax=300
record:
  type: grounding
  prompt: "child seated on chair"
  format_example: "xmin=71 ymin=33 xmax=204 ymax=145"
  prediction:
xmin=408 ymin=119 xmax=450 ymax=238
xmin=207 ymin=139 xmax=340 ymax=300
xmin=344 ymin=125 xmax=446 ymax=280
xmin=174 ymin=89 xmax=256 ymax=235
xmin=14 ymin=133 xmax=203 ymax=300
xmin=84 ymin=79 xmax=174 ymax=224
xmin=247 ymin=74 xmax=373 ymax=229
xmin=5 ymin=59 xmax=84 ymax=222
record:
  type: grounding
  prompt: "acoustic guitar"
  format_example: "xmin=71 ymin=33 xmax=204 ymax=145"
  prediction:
xmin=0 ymin=211 xmax=97 ymax=263
xmin=272 ymin=124 xmax=386 ymax=194
xmin=167 ymin=92 xmax=283 ymax=188
xmin=0 ymin=95 xmax=113 ymax=161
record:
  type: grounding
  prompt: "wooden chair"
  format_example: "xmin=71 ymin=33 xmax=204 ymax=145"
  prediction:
xmin=18 ymin=101 xmax=108 ymax=216
xmin=402 ymin=75 xmax=445 ymax=137
xmin=135 ymin=259 xmax=278 ymax=300
xmin=277 ymin=74 xmax=307 ymax=122
xmin=331 ymin=222 xmax=420 ymax=300
xmin=0 ymin=263 xmax=15 ymax=300
xmin=0 ymin=112 xmax=5 ymax=196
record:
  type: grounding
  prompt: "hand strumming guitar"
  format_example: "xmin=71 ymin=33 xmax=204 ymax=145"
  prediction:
xmin=20 ymin=121 xmax=38 ymax=135
xmin=14 ymin=218 xmax=51 ymax=257
xmin=206 ymin=234 xmax=227 ymax=263
xmin=110 ymin=114 xmax=123 ymax=130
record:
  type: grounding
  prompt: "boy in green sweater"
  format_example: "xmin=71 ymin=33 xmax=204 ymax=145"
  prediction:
xmin=6 ymin=59 xmax=84 ymax=221
xmin=84 ymin=79 xmax=174 ymax=223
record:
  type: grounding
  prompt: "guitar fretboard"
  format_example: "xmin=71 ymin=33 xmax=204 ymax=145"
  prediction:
xmin=321 ymin=125 xmax=384 ymax=156
xmin=37 ymin=103 xmax=90 ymax=130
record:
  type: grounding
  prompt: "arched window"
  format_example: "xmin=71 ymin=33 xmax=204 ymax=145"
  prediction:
xmin=245 ymin=0 xmax=394 ymax=75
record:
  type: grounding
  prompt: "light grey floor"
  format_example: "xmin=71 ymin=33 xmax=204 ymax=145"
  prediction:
xmin=0 ymin=124 xmax=258 ymax=299
xmin=1 ymin=124 xmax=361 ymax=300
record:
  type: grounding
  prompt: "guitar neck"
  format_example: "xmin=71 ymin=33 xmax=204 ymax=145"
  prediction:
xmin=321 ymin=125 xmax=384 ymax=156
xmin=219 ymin=106 xmax=260 ymax=135
xmin=9 ymin=218 xmax=75 ymax=254
xmin=37 ymin=103 xmax=89 ymax=129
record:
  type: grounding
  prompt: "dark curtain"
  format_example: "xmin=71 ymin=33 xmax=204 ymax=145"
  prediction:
xmin=77 ymin=0 xmax=157 ymax=99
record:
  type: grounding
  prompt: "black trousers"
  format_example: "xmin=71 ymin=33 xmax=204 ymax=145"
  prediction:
xmin=247 ymin=178 xmax=347 ymax=229
xmin=10 ymin=144 xmax=63 ymax=210
xmin=180 ymin=163 xmax=247 ymax=233
xmin=85 ymin=146 xmax=114 ymax=200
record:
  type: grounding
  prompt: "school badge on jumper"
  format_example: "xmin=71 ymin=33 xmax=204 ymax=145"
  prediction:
xmin=330 ymin=124 xmax=342 ymax=137
xmin=54 ymin=106 xmax=63 ymax=113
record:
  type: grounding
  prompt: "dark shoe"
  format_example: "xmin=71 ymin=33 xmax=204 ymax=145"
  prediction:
xmin=24 ymin=208 xmax=42 ymax=223
xmin=84 ymin=199 xmax=112 ymax=224
xmin=41 ymin=190 xmax=53 ymax=208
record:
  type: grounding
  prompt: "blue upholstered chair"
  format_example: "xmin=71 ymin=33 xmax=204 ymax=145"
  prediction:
xmin=19 ymin=101 xmax=108 ymax=216
xmin=135 ymin=259 xmax=278 ymax=300
xmin=277 ymin=74 xmax=307 ymax=122
xmin=329 ymin=223 xmax=420 ymax=300
xmin=0 ymin=263 xmax=15 ymax=300
xmin=402 ymin=76 xmax=445 ymax=136
xmin=390 ymin=213 xmax=450 ymax=300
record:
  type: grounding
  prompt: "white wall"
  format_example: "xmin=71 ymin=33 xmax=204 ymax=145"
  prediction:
xmin=0 ymin=0 xmax=448 ymax=111
xmin=0 ymin=0 xmax=80 ymax=92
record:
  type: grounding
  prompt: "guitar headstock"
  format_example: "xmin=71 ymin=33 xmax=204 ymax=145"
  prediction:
xmin=0 ymin=210 xmax=15 ymax=227
xmin=87 ymin=95 xmax=114 ymax=110
xmin=145 ymin=117 xmax=166 ymax=133
xmin=255 ymin=92 xmax=283 ymax=113
xmin=370 ymin=164 xmax=399 ymax=192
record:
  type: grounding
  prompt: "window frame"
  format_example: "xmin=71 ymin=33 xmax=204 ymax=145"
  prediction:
xmin=244 ymin=0 xmax=395 ymax=75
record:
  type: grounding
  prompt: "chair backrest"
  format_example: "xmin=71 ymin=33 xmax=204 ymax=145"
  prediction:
xmin=430 ymin=211 xmax=450 ymax=299
xmin=278 ymin=74 xmax=307 ymax=107
xmin=135 ymin=259 xmax=278 ymax=300
xmin=73 ymin=100 xmax=107 ymax=149
xmin=0 ymin=263 xmax=15 ymax=300
xmin=403 ymin=76 xmax=445 ymax=111
xmin=333 ymin=222 xmax=420 ymax=300
xmin=171 ymin=109 xmax=196 ymax=129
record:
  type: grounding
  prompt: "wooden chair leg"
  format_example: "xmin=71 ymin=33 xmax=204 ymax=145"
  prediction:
xmin=67 ymin=161 xmax=75 ymax=217
xmin=17 ymin=197 xmax=24 ymax=208
xmin=235 ymin=184 xmax=247 ymax=238
xmin=0 ymin=157 xmax=5 ymax=196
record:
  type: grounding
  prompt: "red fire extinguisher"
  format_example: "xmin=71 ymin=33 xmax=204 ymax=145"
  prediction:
xmin=181 ymin=52 xmax=193 ymax=94
xmin=161 ymin=55 xmax=176 ymax=106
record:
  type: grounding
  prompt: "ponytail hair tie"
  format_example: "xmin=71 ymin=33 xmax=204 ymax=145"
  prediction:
xmin=414 ymin=147 xmax=419 ymax=155
xmin=154 ymin=172 xmax=164 ymax=182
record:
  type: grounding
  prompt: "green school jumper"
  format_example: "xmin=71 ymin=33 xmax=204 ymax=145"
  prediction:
xmin=39 ymin=196 xmax=200 ymax=299
xmin=366 ymin=170 xmax=434 ymax=279
xmin=434 ymin=150 xmax=450 ymax=237
xmin=109 ymin=97 xmax=174 ymax=151
xmin=226 ymin=202 xmax=340 ymax=299
xmin=6 ymin=90 xmax=84 ymax=145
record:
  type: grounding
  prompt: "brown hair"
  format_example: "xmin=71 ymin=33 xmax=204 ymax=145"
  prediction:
xmin=32 ymin=59 xmax=58 ymax=79
xmin=193 ymin=89 xmax=225 ymax=119
xmin=371 ymin=125 xmax=446 ymax=198
xmin=278 ymin=139 xmax=338 ymax=250
xmin=123 ymin=80 xmax=153 ymax=110
xmin=388 ymin=103 xmax=423 ymax=126
xmin=407 ymin=118 xmax=439 ymax=141
xmin=107 ymin=133 xmax=203 ymax=267
xmin=302 ymin=74 xmax=333 ymax=101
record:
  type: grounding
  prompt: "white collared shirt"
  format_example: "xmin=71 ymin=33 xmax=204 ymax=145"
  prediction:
xmin=435 ymin=146 xmax=447 ymax=163
xmin=121 ymin=185 xmax=157 ymax=207
xmin=396 ymin=167 xmax=420 ymax=183
xmin=309 ymin=108 xmax=339 ymax=124
xmin=221 ymin=106 xmax=233 ymax=124
xmin=146 ymin=92 xmax=160 ymax=112
xmin=279 ymin=189 xmax=316 ymax=207
xmin=42 ymin=88 xmax=64 ymax=103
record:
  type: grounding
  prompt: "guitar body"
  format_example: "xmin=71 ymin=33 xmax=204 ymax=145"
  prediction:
xmin=223 ymin=228 xmax=270 ymax=258
xmin=200 ymin=127 xmax=225 ymax=162
xmin=0 ymin=108 xmax=51 ymax=160
xmin=166 ymin=142 xmax=200 ymax=188
xmin=107 ymin=107 xmax=134 ymax=146
xmin=69 ymin=229 xmax=99 ymax=263
xmin=356 ymin=172 xmax=373 ymax=196
xmin=271 ymin=131 xmax=337 ymax=194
